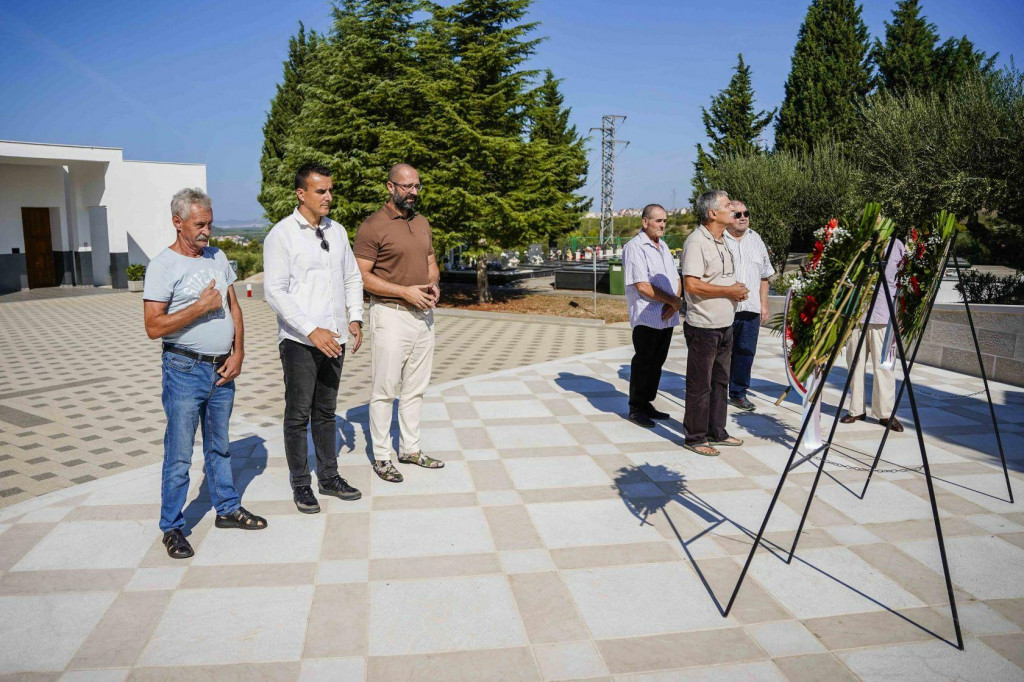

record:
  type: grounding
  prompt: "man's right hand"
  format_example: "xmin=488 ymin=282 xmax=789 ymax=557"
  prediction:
xmin=308 ymin=327 xmax=343 ymax=358
xmin=725 ymin=283 xmax=750 ymax=302
xmin=197 ymin=280 xmax=222 ymax=313
xmin=403 ymin=284 xmax=435 ymax=310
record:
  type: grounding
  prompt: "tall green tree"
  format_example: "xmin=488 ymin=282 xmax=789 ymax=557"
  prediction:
xmin=933 ymin=36 xmax=997 ymax=94
xmin=692 ymin=53 xmax=775 ymax=202
xmin=871 ymin=0 xmax=939 ymax=95
xmin=258 ymin=24 xmax=322 ymax=224
xmin=527 ymin=70 xmax=591 ymax=234
xmin=774 ymin=0 xmax=873 ymax=154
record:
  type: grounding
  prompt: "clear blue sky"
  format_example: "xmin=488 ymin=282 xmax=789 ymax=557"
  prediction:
xmin=1 ymin=1 xmax=1020 ymax=221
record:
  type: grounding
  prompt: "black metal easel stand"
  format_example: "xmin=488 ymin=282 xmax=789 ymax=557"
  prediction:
xmin=722 ymin=240 xmax=965 ymax=651
xmin=858 ymin=234 xmax=1014 ymax=503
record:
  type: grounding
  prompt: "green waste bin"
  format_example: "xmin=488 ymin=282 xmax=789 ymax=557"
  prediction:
xmin=608 ymin=258 xmax=624 ymax=295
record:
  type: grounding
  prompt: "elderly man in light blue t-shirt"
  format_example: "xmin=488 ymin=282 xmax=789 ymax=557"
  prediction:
xmin=143 ymin=187 xmax=266 ymax=560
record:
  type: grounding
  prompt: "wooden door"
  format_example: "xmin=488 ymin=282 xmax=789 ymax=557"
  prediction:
xmin=21 ymin=207 xmax=55 ymax=289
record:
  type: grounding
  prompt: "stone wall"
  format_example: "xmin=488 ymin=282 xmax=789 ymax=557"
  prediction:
xmin=916 ymin=303 xmax=1024 ymax=387
xmin=764 ymin=296 xmax=1024 ymax=388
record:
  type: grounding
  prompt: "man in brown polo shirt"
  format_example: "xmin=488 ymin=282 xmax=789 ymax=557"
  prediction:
xmin=354 ymin=163 xmax=443 ymax=483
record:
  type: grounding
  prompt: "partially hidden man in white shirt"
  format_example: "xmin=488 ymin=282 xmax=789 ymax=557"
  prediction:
xmin=263 ymin=163 xmax=365 ymax=514
xmin=722 ymin=200 xmax=775 ymax=412
xmin=622 ymin=203 xmax=682 ymax=428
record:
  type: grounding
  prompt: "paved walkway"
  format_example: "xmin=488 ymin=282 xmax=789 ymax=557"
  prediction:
xmin=1 ymin=322 xmax=1023 ymax=680
xmin=0 ymin=292 xmax=630 ymax=507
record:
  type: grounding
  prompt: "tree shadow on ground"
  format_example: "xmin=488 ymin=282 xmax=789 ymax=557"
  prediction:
xmin=610 ymin=463 xmax=960 ymax=647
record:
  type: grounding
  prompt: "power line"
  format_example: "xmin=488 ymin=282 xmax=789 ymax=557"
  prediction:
xmin=589 ymin=115 xmax=628 ymax=244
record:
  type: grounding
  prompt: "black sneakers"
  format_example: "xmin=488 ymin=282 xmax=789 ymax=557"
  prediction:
xmin=318 ymin=474 xmax=362 ymax=501
xmin=293 ymin=485 xmax=321 ymax=514
xmin=729 ymin=396 xmax=756 ymax=412
xmin=645 ymin=404 xmax=670 ymax=420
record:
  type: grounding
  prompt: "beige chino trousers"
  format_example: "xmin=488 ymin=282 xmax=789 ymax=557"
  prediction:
xmin=845 ymin=323 xmax=896 ymax=419
xmin=369 ymin=301 xmax=435 ymax=462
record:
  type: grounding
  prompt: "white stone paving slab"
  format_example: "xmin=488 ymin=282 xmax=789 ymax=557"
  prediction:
xmin=368 ymin=575 xmax=527 ymax=655
xmin=139 ymin=586 xmax=313 ymax=666
xmin=504 ymin=455 xmax=612 ymax=490
xmin=745 ymin=620 xmax=827 ymax=658
xmin=838 ymin=638 xmax=1024 ymax=682
xmin=624 ymin=449 xmax=744 ymax=481
xmin=192 ymin=515 xmax=324 ymax=566
xmin=299 ymin=657 xmax=365 ymax=681
xmin=815 ymin=480 xmax=939 ymax=524
xmin=615 ymin=661 xmax=788 ymax=682
xmin=371 ymin=460 xmax=474 ymax=497
xmin=749 ymin=546 xmax=926 ymax=619
xmin=561 ymin=561 xmax=734 ymax=639
xmin=13 ymin=520 xmax=154 ymax=571
xmin=0 ymin=593 xmax=117 ymax=673
xmin=691 ymin=488 xmax=804 ymax=536
xmin=371 ymin=507 xmax=495 ymax=558
xmin=899 ymin=535 xmax=1024 ymax=600
xmin=527 ymin=499 xmax=664 ymax=549
xmin=487 ymin=423 xmax=577 ymax=449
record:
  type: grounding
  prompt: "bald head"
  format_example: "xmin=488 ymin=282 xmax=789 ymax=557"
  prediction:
xmin=388 ymin=163 xmax=418 ymax=183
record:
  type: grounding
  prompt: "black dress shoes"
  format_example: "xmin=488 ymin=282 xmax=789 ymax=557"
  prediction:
xmin=645 ymin=404 xmax=670 ymax=420
xmin=840 ymin=413 xmax=866 ymax=424
xmin=879 ymin=417 xmax=905 ymax=432
xmin=627 ymin=410 xmax=656 ymax=428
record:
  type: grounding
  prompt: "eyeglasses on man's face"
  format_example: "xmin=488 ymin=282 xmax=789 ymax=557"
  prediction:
xmin=391 ymin=181 xmax=423 ymax=192
xmin=314 ymin=226 xmax=330 ymax=252
xmin=733 ymin=211 xmax=750 ymax=219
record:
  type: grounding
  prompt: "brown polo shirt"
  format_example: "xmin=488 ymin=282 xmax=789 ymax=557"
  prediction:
xmin=353 ymin=203 xmax=434 ymax=302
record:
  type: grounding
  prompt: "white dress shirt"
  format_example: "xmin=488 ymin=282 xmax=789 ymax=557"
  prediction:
xmin=264 ymin=208 xmax=364 ymax=346
xmin=623 ymin=230 xmax=681 ymax=329
xmin=723 ymin=228 xmax=775 ymax=315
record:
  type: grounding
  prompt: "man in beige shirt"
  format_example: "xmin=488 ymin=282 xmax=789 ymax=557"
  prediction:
xmin=680 ymin=190 xmax=749 ymax=456
xmin=354 ymin=164 xmax=442 ymax=483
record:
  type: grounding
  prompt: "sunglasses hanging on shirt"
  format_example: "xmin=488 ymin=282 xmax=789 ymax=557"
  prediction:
xmin=314 ymin=226 xmax=330 ymax=252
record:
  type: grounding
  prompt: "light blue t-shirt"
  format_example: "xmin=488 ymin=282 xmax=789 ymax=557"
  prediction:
xmin=143 ymin=247 xmax=237 ymax=354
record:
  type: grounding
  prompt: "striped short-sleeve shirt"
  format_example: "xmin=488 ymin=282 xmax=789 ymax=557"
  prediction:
xmin=623 ymin=230 xmax=681 ymax=330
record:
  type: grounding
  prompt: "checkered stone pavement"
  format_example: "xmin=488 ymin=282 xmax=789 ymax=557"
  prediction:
xmin=0 ymin=324 xmax=1022 ymax=680
xmin=0 ymin=292 xmax=630 ymax=507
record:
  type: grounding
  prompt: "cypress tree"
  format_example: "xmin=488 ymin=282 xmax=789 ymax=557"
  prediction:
xmin=774 ymin=0 xmax=873 ymax=154
xmin=691 ymin=53 xmax=775 ymax=200
xmin=933 ymin=36 xmax=997 ymax=94
xmin=527 ymin=70 xmax=591 ymax=235
xmin=872 ymin=0 xmax=939 ymax=95
xmin=258 ymin=24 xmax=321 ymax=224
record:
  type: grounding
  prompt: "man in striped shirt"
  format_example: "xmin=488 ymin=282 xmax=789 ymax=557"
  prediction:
xmin=723 ymin=201 xmax=775 ymax=412
xmin=623 ymin=204 xmax=682 ymax=428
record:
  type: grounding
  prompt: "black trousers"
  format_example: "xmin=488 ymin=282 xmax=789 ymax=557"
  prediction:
xmin=629 ymin=325 xmax=674 ymax=410
xmin=280 ymin=339 xmax=344 ymax=488
xmin=682 ymin=322 xmax=733 ymax=444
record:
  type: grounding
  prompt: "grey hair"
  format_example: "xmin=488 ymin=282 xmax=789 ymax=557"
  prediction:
xmin=696 ymin=190 xmax=728 ymax=225
xmin=170 ymin=187 xmax=212 ymax=221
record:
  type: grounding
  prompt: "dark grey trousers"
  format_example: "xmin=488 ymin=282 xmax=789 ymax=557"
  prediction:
xmin=683 ymin=322 xmax=733 ymax=444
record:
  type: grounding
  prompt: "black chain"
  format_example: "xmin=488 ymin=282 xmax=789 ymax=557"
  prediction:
xmin=808 ymin=453 xmax=923 ymax=474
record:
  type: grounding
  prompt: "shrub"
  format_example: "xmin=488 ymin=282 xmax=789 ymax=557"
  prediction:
xmin=954 ymin=270 xmax=1024 ymax=305
xmin=126 ymin=264 xmax=146 ymax=281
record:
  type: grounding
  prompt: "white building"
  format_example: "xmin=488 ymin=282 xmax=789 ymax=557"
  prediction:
xmin=0 ymin=140 xmax=206 ymax=293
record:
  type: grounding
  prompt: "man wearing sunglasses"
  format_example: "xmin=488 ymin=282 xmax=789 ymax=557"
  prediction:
xmin=354 ymin=164 xmax=443 ymax=483
xmin=264 ymin=162 xmax=365 ymax=513
xmin=723 ymin=201 xmax=774 ymax=412
xmin=680 ymin=190 xmax=750 ymax=457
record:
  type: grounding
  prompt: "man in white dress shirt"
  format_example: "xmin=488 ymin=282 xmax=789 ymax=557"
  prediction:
xmin=723 ymin=201 xmax=775 ymax=412
xmin=264 ymin=163 xmax=365 ymax=513
xmin=622 ymin=204 xmax=682 ymax=428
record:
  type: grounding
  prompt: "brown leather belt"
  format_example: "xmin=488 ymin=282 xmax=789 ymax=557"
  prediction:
xmin=163 ymin=343 xmax=230 ymax=364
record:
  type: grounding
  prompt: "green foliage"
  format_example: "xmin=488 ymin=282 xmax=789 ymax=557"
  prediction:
xmin=955 ymin=269 xmax=1024 ymax=304
xmin=257 ymin=0 xmax=589 ymax=258
xmin=209 ymin=238 xmax=264 ymax=281
xmin=259 ymin=24 xmax=323 ymax=224
xmin=125 ymin=264 xmax=146 ymax=281
xmin=854 ymin=71 xmax=1020 ymax=229
xmin=699 ymin=142 xmax=864 ymax=273
xmin=691 ymin=54 xmax=775 ymax=204
xmin=775 ymin=0 xmax=873 ymax=154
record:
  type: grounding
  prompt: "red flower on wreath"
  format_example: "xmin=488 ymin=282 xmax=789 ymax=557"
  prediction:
xmin=799 ymin=295 xmax=819 ymax=325
xmin=916 ymin=241 xmax=926 ymax=259
xmin=910 ymin=275 xmax=921 ymax=296
xmin=911 ymin=228 xmax=919 ymax=243
xmin=810 ymin=241 xmax=825 ymax=269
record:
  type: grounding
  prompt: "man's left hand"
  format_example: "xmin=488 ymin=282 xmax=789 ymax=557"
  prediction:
xmin=427 ymin=283 xmax=440 ymax=308
xmin=349 ymin=321 xmax=363 ymax=354
xmin=661 ymin=303 xmax=676 ymax=321
xmin=216 ymin=352 xmax=243 ymax=386
xmin=761 ymin=306 xmax=770 ymax=325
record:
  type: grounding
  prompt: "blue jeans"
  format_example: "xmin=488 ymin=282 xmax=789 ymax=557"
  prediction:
xmin=729 ymin=312 xmax=761 ymax=400
xmin=159 ymin=351 xmax=239 ymax=532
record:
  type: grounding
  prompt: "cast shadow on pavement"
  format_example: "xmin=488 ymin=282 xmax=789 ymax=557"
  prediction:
xmin=182 ymin=434 xmax=268 ymax=532
xmin=611 ymin=463 xmax=960 ymax=648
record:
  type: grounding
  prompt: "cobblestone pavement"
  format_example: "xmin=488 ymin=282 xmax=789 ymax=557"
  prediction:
xmin=0 ymin=331 xmax=1022 ymax=680
xmin=0 ymin=291 xmax=630 ymax=507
